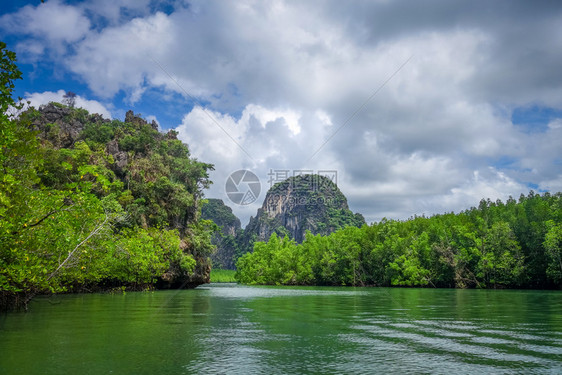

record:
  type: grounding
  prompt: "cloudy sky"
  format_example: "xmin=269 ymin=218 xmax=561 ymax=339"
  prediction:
xmin=2 ymin=0 xmax=562 ymax=226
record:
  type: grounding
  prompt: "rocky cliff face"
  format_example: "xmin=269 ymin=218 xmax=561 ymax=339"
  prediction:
xmin=30 ymin=105 xmax=160 ymax=177
xmin=30 ymin=102 xmax=108 ymax=148
xmin=201 ymin=199 xmax=242 ymax=270
xmin=240 ymin=174 xmax=365 ymax=253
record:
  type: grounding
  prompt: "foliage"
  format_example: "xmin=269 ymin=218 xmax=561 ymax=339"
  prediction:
xmin=210 ymin=269 xmax=237 ymax=283
xmin=544 ymin=221 xmax=562 ymax=284
xmin=0 ymin=44 xmax=214 ymax=311
xmin=201 ymin=198 xmax=242 ymax=269
xmin=236 ymin=193 xmax=562 ymax=289
xmin=201 ymin=198 xmax=241 ymax=229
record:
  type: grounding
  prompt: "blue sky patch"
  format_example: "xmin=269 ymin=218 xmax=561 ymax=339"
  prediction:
xmin=511 ymin=105 xmax=562 ymax=134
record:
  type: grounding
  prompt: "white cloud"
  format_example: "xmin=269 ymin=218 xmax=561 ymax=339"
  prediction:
xmin=67 ymin=11 xmax=174 ymax=100
xmin=23 ymin=90 xmax=112 ymax=119
xmin=442 ymin=169 xmax=527 ymax=210
xmin=175 ymin=100 xmax=528 ymax=225
xmin=0 ymin=0 xmax=90 ymax=58
xmin=162 ymin=1 xmax=562 ymax=224
xmin=539 ymin=176 xmax=562 ymax=192
xmin=3 ymin=0 xmax=562 ymax=224
xmin=244 ymin=105 xmax=302 ymax=135
xmin=548 ymin=118 xmax=562 ymax=130
xmin=176 ymin=104 xmax=336 ymax=225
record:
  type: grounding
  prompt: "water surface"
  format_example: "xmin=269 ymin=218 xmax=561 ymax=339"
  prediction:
xmin=1 ymin=284 xmax=561 ymax=374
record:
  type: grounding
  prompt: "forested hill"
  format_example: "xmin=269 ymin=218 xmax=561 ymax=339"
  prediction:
xmin=236 ymin=192 xmax=562 ymax=289
xmin=0 ymin=44 xmax=216 ymax=311
xmin=239 ymin=174 xmax=365 ymax=255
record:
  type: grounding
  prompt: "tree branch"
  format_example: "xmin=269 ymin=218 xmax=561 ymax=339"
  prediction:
xmin=15 ymin=197 xmax=73 ymax=234
xmin=46 ymin=213 xmax=109 ymax=282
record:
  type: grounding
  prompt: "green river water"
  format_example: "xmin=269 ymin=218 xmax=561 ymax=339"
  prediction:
xmin=1 ymin=284 xmax=561 ymax=374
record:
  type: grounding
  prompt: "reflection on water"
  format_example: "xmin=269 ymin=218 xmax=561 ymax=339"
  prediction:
xmin=0 ymin=284 xmax=561 ymax=374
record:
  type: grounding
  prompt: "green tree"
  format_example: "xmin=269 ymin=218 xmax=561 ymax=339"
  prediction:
xmin=544 ymin=221 xmax=562 ymax=285
xmin=389 ymin=232 xmax=432 ymax=287
xmin=479 ymin=221 xmax=524 ymax=287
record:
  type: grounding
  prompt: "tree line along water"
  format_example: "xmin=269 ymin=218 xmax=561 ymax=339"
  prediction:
xmin=236 ymin=192 xmax=562 ymax=289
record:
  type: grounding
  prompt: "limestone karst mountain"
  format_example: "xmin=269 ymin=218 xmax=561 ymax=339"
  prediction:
xmin=238 ymin=174 xmax=365 ymax=256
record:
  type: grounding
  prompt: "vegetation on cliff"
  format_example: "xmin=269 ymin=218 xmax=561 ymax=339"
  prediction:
xmin=238 ymin=174 xmax=365 ymax=257
xmin=201 ymin=198 xmax=242 ymax=269
xmin=0 ymin=44 xmax=214 ymax=311
xmin=236 ymin=192 xmax=562 ymax=289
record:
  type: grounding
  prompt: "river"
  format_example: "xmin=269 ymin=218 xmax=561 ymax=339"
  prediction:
xmin=1 ymin=284 xmax=561 ymax=374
